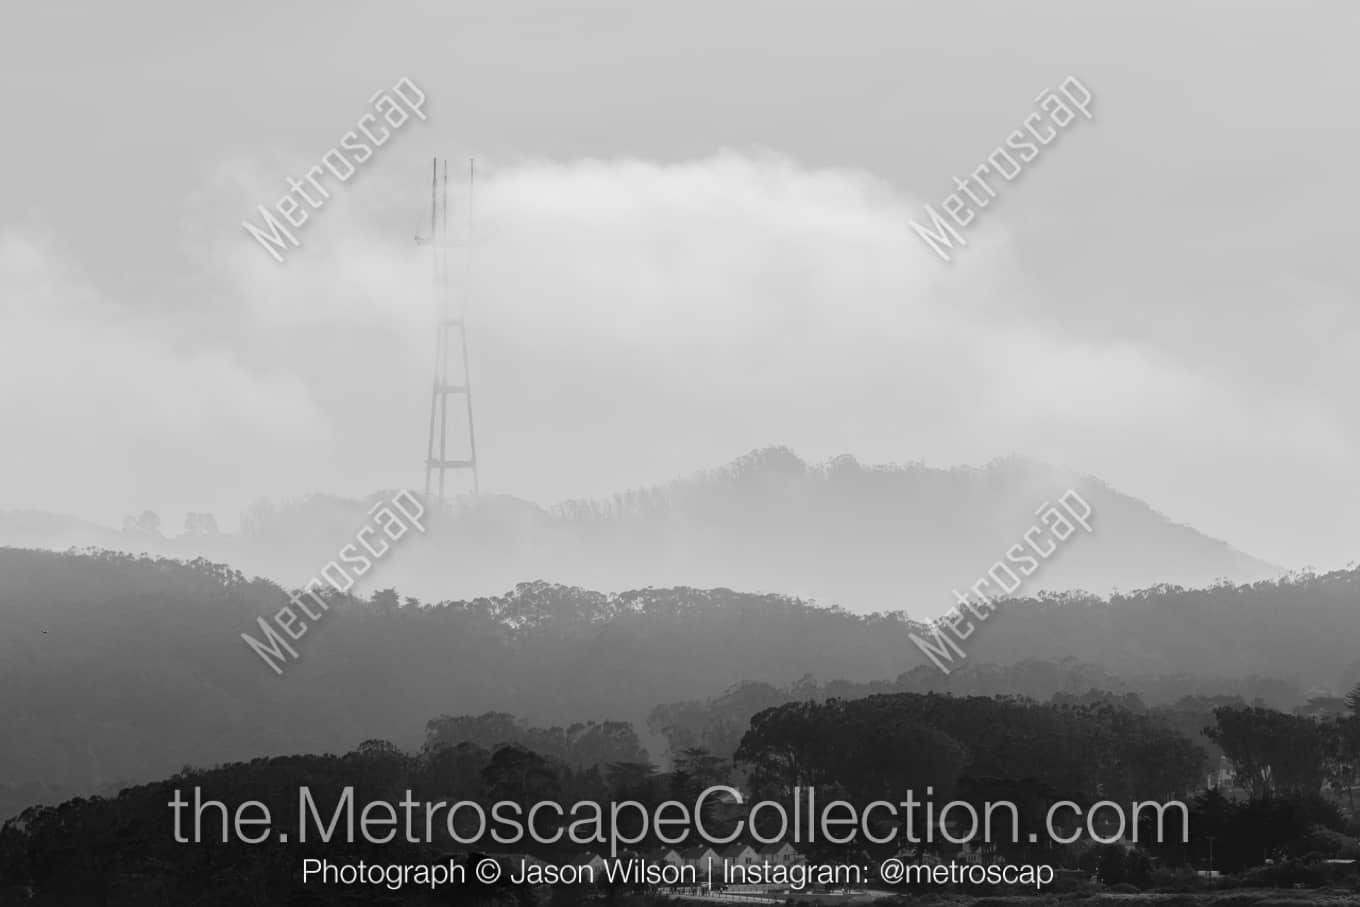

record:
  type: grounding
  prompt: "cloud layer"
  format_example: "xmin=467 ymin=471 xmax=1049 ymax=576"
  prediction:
xmin=0 ymin=152 xmax=1354 ymax=569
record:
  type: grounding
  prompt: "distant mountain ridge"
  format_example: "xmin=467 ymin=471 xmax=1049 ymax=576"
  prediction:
xmin=0 ymin=447 xmax=1278 ymax=617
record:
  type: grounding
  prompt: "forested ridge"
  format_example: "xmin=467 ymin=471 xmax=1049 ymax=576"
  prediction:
xmin=2 ymin=546 xmax=1357 ymax=825
xmin=4 ymin=691 xmax=1359 ymax=904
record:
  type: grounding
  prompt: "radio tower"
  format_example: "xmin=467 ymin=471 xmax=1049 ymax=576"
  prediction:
xmin=419 ymin=158 xmax=480 ymax=498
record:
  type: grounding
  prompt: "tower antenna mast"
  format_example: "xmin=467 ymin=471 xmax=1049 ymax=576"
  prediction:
xmin=419 ymin=157 xmax=480 ymax=498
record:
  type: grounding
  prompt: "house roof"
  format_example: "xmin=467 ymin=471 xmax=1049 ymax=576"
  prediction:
xmin=483 ymin=853 xmax=540 ymax=871
xmin=756 ymin=842 xmax=797 ymax=855
xmin=644 ymin=847 xmax=681 ymax=861
xmin=719 ymin=843 xmax=754 ymax=858
xmin=680 ymin=845 xmax=716 ymax=859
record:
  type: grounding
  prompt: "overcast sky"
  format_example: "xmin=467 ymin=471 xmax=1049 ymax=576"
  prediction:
xmin=1 ymin=0 xmax=1355 ymax=571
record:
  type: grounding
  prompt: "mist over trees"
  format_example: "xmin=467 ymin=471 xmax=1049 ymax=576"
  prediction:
xmin=4 ymin=693 xmax=1358 ymax=904
xmin=422 ymin=714 xmax=648 ymax=769
xmin=1 ymin=546 xmax=1357 ymax=823
xmin=0 ymin=448 xmax=1281 ymax=616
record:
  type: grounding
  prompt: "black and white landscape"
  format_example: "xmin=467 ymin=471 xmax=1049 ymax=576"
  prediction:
xmin=1 ymin=3 xmax=1358 ymax=905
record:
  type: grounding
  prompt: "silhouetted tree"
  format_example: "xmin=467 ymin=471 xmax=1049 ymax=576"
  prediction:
xmin=482 ymin=744 xmax=560 ymax=806
xmin=1206 ymin=706 xmax=1326 ymax=797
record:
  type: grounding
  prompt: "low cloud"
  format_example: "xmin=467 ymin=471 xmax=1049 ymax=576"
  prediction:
xmin=1 ymin=152 xmax=1354 ymax=568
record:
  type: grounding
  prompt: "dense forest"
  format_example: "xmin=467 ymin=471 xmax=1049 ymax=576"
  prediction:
xmin=3 ymin=547 xmax=1358 ymax=823
xmin=3 ymin=692 xmax=1358 ymax=904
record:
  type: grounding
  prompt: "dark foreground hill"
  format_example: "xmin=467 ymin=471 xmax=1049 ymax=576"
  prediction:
xmin=1 ymin=547 xmax=1356 ymax=820
xmin=3 ymin=692 xmax=1357 ymax=905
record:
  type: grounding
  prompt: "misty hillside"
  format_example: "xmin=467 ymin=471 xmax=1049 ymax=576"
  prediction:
xmin=0 ymin=448 xmax=1279 ymax=617
xmin=2 ymin=547 xmax=1355 ymax=821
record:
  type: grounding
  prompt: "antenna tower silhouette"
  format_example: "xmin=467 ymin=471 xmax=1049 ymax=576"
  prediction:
xmin=418 ymin=158 xmax=480 ymax=498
